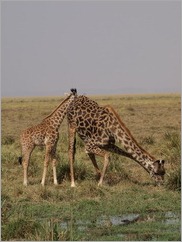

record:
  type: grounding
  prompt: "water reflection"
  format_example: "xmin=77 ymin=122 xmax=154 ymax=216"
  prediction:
xmin=60 ymin=211 xmax=180 ymax=232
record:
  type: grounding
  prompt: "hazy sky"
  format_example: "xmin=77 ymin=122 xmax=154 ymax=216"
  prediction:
xmin=1 ymin=1 xmax=181 ymax=97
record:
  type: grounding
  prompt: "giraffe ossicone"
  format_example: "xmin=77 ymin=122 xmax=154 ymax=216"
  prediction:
xmin=19 ymin=88 xmax=77 ymax=186
xmin=67 ymin=95 xmax=166 ymax=187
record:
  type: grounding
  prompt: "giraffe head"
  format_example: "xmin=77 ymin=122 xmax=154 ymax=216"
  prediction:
xmin=70 ymin=88 xmax=77 ymax=96
xmin=151 ymin=159 xmax=166 ymax=185
xmin=64 ymin=89 xmax=77 ymax=97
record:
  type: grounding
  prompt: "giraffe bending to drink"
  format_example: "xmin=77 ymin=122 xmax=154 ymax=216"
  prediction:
xmin=67 ymin=95 xmax=165 ymax=187
xmin=19 ymin=88 xmax=77 ymax=186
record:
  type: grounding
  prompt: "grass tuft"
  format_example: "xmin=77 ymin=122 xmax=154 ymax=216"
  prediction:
xmin=2 ymin=218 xmax=42 ymax=241
xmin=141 ymin=135 xmax=155 ymax=145
xmin=161 ymin=132 xmax=181 ymax=191
xmin=2 ymin=135 xmax=15 ymax=145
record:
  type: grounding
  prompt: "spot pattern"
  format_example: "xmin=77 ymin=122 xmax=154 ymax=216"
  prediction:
xmin=67 ymin=95 xmax=166 ymax=186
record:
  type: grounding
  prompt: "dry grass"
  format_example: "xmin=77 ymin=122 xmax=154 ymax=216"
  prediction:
xmin=2 ymin=93 xmax=180 ymax=184
xmin=2 ymin=93 xmax=181 ymax=186
xmin=2 ymin=93 xmax=180 ymax=140
xmin=1 ymin=93 xmax=181 ymax=241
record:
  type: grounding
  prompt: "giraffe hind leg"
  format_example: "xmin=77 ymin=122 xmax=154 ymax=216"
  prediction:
xmin=21 ymin=146 xmax=35 ymax=186
xmin=41 ymin=145 xmax=52 ymax=186
xmin=68 ymin=126 xmax=76 ymax=187
xmin=51 ymin=145 xmax=58 ymax=185
xmin=52 ymin=158 xmax=58 ymax=185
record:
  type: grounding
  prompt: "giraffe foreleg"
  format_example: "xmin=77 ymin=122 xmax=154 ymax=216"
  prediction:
xmin=86 ymin=144 xmax=110 ymax=186
xmin=98 ymin=152 xmax=110 ymax=186
xmin=41 ymin=145 xmax=52 ymax=186
xmin=68 ymin=125 xmax=76 ymax=187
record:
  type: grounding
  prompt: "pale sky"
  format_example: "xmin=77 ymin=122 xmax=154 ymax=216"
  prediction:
xmin=1 ymin=1 xmax=181 ymax=97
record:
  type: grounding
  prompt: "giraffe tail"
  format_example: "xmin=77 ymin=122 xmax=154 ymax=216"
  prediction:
xmin=18 ymin=156 xmax=22 ymax=165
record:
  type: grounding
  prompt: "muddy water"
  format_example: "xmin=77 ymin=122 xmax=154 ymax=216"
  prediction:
xmin=97 ymin=213 xmax=140 ymax=226
xmin=164 ymin=211 xmax=181 ymax=225
xmin=60 ymin=211 xmax=180 ymax=231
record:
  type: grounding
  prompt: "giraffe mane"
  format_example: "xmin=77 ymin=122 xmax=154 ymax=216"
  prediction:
xmin=105 ymin=105 xmax=155 ymax=160
xmin=43 ymin=93 xmax=73 ymax=120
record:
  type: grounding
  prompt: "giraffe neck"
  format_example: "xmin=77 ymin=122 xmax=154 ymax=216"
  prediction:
xmin=43 ymin=94 xmax=74 ymax=129
xmin=107 ymin=106 xmax=155 ymax=174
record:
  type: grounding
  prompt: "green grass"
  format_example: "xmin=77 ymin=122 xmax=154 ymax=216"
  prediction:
xmin=1 ymin=93 xmax=181 ymax=240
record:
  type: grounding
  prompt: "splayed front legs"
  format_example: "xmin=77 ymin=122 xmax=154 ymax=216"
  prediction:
xmin=86 ymin=143 xmax=135 ymax=186
xmin=68 ymin=123 xmax=112 ymax=187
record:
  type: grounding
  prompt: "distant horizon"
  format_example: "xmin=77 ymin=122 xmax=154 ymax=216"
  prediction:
xmin=2 ymin=90 xmax=180 ymax=99
xmin=1 ymin=81 xmax=181 ymax=98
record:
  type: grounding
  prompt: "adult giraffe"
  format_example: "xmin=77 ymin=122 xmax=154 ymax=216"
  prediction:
xmin=67 ymin=94 xmax=165 ymax=187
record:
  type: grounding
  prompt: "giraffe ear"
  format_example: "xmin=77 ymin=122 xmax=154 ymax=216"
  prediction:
xmin=155 ymin=160 xmax=165 ymax=164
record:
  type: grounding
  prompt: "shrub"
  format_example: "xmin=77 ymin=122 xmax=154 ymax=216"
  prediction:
xmin=165 ymin=167 xmax=181 ymax=191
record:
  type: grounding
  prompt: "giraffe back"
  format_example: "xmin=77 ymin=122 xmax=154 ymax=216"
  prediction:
xmin=67 ymin=95 xmax=154 ymax=159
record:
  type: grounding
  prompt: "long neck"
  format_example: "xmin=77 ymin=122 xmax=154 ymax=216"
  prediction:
xmin=107 ymin=106 xmax=155 ymax=173
xmin=43 ymin=94 xmax=74 ymax=129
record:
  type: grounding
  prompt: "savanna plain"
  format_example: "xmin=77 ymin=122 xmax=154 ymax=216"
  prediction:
xmin=1 ymin=93 xmax=181 ymax=241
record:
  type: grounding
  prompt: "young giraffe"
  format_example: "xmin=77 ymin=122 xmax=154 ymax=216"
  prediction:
xmin=67 ymin=95 xmax=165 ymax=187
xmin=19 ymin=88 xmax=77 ymax=186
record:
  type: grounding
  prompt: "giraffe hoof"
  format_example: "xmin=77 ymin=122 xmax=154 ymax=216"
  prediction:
xmin=23 ymin=181 xmax=28 ymax=186
xmin=98 ymin=182 xmax=103 ymax=187
xmin=71 ymin=183 xmax=76 ymax=188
